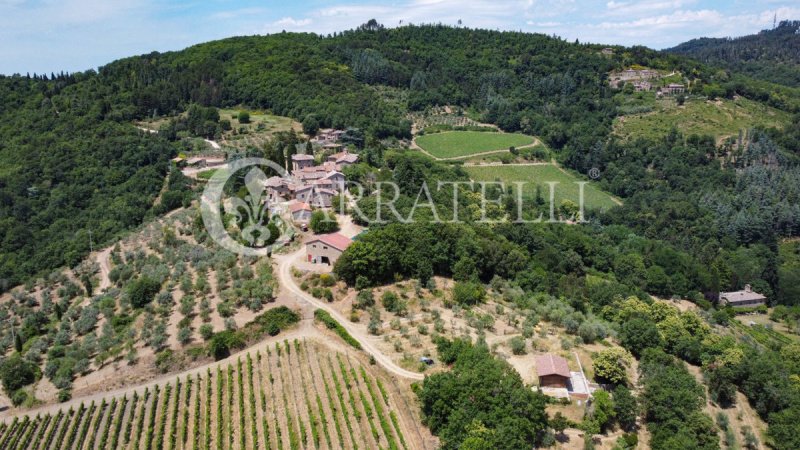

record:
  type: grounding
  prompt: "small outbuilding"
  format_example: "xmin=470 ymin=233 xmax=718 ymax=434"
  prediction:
xmin=535 ymin=354 xmax=571 ymax=388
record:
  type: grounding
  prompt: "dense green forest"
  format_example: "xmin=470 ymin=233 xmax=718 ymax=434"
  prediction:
xmin=668 ymin=21 xmax=800 ymax=87
xmin=0 ymin=74 xmax=175 ymax=288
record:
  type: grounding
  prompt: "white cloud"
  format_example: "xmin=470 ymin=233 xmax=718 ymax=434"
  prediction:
xmin=526 ymin=21 xmax=562 ymax=27
xmin=275 ymin=0 xmax=542 ymax=34
xmin=546 ymin=5 xmax=800 ymax=48
xmin=212 ymin=7 xmax=268 ymax=20
xmin=604 ymin=0 xmax=696 ymax=15
xmin=273 ymin=16 xmax=313 ymax=27
xmin=2 ymin=0 xmax=800 ymax=74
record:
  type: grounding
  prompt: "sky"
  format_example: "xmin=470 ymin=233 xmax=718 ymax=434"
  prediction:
xmin=0 ymin=0 xmax=798 ymax=75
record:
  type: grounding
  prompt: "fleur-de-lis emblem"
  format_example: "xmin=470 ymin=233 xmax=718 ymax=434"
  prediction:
xmin=202 ymin=157 xmax=291 ymax=256
xmin=224 ymin=167 xmax=271 ymax=246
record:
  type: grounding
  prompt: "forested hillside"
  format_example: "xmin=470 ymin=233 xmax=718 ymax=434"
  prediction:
xmin=0 ymin=75 xmax=174 ymax=288
xmin=3 ymin=21 xmax=800 ymax=288
xmin=668 ymin=20 xmax=800 ymax=87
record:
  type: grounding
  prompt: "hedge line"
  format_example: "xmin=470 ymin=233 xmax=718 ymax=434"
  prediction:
xmin=313 ymin=310 xmax=362 ymax=350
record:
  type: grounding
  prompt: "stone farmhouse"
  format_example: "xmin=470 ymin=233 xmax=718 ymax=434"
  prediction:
xmin=306 ymin=232 xmax=353 ymax=265
xmin=660 ymin=83 xmax=686 ymax=95
xmin=311 ymin=128 xmax=346 ymax=146
xmin=632 ymin=80 xmax=651 ymax=92
xmin=289 ymin=202 xmax=312 ymax=224
xmin=719 ymin=284 xmax=766 ymax=308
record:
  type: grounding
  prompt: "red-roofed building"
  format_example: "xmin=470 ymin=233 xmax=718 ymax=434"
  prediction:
xmin=289 ymin=202 xmax=312 ymax=224
xmin=535 ymin=354 xmax=571 ymax=388
xmin=327 ymin=149 xmax=359 ymax=168
xmin=307 ymin=233 xmax=353 ymax=265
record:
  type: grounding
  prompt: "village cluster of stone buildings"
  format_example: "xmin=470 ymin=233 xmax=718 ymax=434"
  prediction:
xmin=264 ymin=149 xmax=358 ymax=210
xmin=609 ymin=68 xmax=686 ymax=96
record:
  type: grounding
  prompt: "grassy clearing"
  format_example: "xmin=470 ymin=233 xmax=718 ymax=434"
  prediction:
xmin=219 ymin=109 xmax=301 ymax=150
xmin=195 ymin=169 xmax=217 ymax=180
xmin=416 ymin=131 xmax=534 ymax=159
xmin=733 ymin=310 xmax=799 ymax=346
xmin=614 ymin=95 xmax=790 ymax=141
xmin=137 ymin=108 xmax=300 ymax=151
xmin=464 ymin=164 xmax=620 ymax=210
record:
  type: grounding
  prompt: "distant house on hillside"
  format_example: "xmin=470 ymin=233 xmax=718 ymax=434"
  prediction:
xmin=312 ymin=129 xmax=345 ymax=145
xmin=601 ymin=48 xmax=614 ymax=56
xmin=632 ymin=80 xmax=651 ymax=92
xmin=535 ymin=354 xmax=571 ymax=388
xmin=327 ymin=149 xmax=359 ymax=167
xmin=719 ymin=284 xmax=766 ymax=308
xmin=662 ymin=83 xmax=685 ymax=95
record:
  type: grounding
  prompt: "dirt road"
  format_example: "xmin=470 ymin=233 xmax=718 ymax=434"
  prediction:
xmin=203 ymin=138 xmax=221 ymax=150
xmin=95 ymin=247 xmax=112 ymax=293
xmin=276 ymin=248 xmax=425 ymax=381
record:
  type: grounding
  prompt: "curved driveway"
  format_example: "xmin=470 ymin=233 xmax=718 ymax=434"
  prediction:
xmin=277 ymin=247 xmax=425 ymax=381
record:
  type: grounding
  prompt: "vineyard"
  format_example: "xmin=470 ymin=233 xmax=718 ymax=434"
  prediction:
xmin=0 ymin=339 xmax=416 ymax=450
xmin=732 ymin=319 xmax=795 ymax=348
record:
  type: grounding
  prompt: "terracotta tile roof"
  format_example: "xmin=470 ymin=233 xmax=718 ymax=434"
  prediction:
xmin=535 ymin=354 xmax=570 ymax=378
xmin=289 ymin=202 xmax=312 ymax=213
xmin=338 ymin=153 xmax=358 ymax=164
xmin=265 ymin=176 xmax=287 ymax=187
xmin=720 ymin=285 xmax=766 ymax=304
xmin=308 ymin=233 xmax=353 ymax=252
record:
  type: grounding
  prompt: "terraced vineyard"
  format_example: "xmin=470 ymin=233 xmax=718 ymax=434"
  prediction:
xmin=0 ymin=340 xmax=414 ymax=450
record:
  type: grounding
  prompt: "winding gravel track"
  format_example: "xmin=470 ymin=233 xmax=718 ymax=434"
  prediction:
xmin=276 ymin=248 xmax=425 ymax=381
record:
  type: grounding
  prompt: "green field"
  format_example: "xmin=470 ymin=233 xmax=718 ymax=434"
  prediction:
xmin=415 ymin=131 xmax=534 ymax=159
xmin=614 ymin=96 xmax=790 ymax=141
xmin=464 ymin=164 xmax=620 ymax=211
